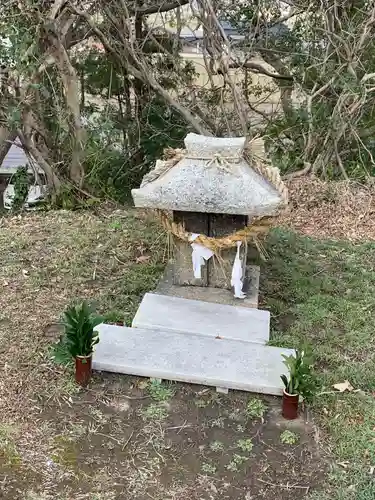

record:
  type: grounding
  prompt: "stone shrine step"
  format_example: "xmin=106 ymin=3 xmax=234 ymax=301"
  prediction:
xmin=93 ymin=324 xmax=293 ymax=396
xmin=132 ymin=293 xmax=270 ymax=345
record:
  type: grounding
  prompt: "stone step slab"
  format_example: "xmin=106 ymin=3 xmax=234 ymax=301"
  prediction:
xmin=93 ymin=324 xmax=293 ymax=396
xmin=132 ymin=293 xmax=269 ymax=345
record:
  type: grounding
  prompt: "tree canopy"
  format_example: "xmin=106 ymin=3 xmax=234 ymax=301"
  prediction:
xmin=1 ymin=0 xmax=374 ymax=202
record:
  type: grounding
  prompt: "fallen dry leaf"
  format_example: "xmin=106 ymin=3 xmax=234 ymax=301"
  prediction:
xmin=333 ymin=380 xmax=354 ymax=392
xmin=136 ymin=255 xmax=151 ymax=263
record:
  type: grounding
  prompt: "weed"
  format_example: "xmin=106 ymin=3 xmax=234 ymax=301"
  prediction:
xmin=51 ymin=435 xmax=78 ymax=467
xmin=11 ymin=166 xmax=29 ymax=212
xmin=142 ymin=403 xmax=168 ymax=421
xmin=102 ymin=310 xmax=124 ymax=324
xmin=280 ymin=430 xmax=299 ymax=445
xmin=89 ymin=407 xmax=108 ymax=424
xmin=210 ymin=417 xmax=225 ymax=428
xmin=246 ymin=398 xmax=266 ymax=420
xmin=226 ymin=454 xmax=248 ymax=472
xmin=68 ymin=423 xmax=87 ymax=439
xmin=236 ymin=439 xmax=253 ymax=452
xmin=236 ymin=424 xmax=246 ymax=433
xmin=195 ymin=399 xmax=209 ymax=408
xmin=0 ymin=424 xmax=21 ymax=466
xmin=58 ymin=376 xmax=81 ymax=397
xmin=227 ymin=409 xmax=242 ymax=421
xmin=209 ymin=441 xmax=225 ymax=452
xmin=201 ymin=462 xmax=217 ymax=475
xmin=25 ymin=493 xmax=50 ymax=500
xmin=148 ymin=380 xmax=175 ymax=402
xmin=109 ymin=220 xmax=122 ymax=230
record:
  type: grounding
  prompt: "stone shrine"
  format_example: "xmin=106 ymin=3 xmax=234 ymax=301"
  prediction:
xmin=132 ymin=133 xmax=287 ymax=300
xmin=92 ymin=133 xmax=293 ymax=397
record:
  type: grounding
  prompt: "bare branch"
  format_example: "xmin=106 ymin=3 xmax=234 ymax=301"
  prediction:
xmin=135 ymin=0 xmax=190 ymax=15
xmin=229 ymin=61 xmax=293 ymax=81
xmin=71 ymin=2 xmax=213 ymax=135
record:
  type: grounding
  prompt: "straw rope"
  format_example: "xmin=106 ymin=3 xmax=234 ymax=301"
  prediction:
xmin=143 ymin=137 xmax=288 ymax=253
xmin=158 ymin=209 xmax=274 ymax=253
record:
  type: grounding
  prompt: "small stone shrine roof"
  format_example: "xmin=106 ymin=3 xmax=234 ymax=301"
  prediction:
xmin=131 ymin=134 xmax=284 ymax=216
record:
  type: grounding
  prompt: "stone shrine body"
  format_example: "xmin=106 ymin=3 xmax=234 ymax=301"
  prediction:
xmin=132 ymin=133 xmax=284 ymax=302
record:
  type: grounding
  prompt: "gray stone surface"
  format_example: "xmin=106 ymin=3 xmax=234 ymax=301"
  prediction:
xmin=93 ymin=324 xmax=294 ymax=395
xmin=132 ymin=133 xmax=283 ymax=215
xmin=132 ymin=293 xmax=269 ymax=344
xmin=156 ymin=263 xmax=260 ymax=308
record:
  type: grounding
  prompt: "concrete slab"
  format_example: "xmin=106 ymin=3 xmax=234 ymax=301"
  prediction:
xmin=93 ymin=324 xmax=293 ymax=396
xmin=132 ymin=293 xmax=269 ymax=344
xmin=155 ymin=263 xmax=260 ymax=308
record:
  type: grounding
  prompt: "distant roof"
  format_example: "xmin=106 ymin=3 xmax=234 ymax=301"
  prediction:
xmin=171 ymin=19 xmax=289 ymax=43
xmin=0 ymin=141 xmax=42 ymax=174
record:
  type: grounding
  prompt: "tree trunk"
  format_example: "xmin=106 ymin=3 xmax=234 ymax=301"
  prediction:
xmin=259 ymin=50 xmax=294 ymax=119
xmin=0 ymin=128 xmax=17 ymax=166
xmin=48 ymin=33 xmax=86 ymax=186
xmin=132 ymin=11 xmax=146 ymax=168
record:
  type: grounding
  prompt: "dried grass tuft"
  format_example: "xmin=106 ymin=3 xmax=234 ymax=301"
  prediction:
xmin=277 ymin=177 xmax=375 ymax=241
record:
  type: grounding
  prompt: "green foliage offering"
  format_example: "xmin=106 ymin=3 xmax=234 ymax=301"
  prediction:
xmin=280 ymin=430 xmax=299 ymax=445
xmin=11 ymin=166 xmax=28 ymax=212
xmin=280 ymin=347 xmax=315 ymax=401
xmin=52 ymin=302 xmax=102 ymax=361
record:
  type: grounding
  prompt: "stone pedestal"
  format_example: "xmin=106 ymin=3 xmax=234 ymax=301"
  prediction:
xmin=172 ymin=211 xmax=248 ymax=290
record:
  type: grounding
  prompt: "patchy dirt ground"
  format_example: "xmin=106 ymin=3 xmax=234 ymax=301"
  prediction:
xmin=0 ymin=209 xmax=328 ymax=499
xmin=1 ymin=374 xmax=324 ymax=500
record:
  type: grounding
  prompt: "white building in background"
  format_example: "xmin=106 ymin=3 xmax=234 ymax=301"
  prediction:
xmin=0 ymin=141 xmax=34 ymax=174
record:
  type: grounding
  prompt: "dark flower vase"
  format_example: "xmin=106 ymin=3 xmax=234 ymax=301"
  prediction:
xmin=282 ymin=390 xmax=299 ymax=420
xmin=75 ymin=354 xmax=92 ymax=387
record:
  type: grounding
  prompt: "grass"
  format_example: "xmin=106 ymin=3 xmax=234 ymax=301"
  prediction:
xmin=0 ymin=424 xmax=21 ymax=466
xmin=1 ymin=208 xmax=375 ymax=498
xmin=263 ymin=229 xmax=375 ymax=499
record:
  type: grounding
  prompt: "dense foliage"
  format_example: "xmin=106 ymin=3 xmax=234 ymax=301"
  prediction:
xmin=1 ymin=0 xmax=375 ymax=204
